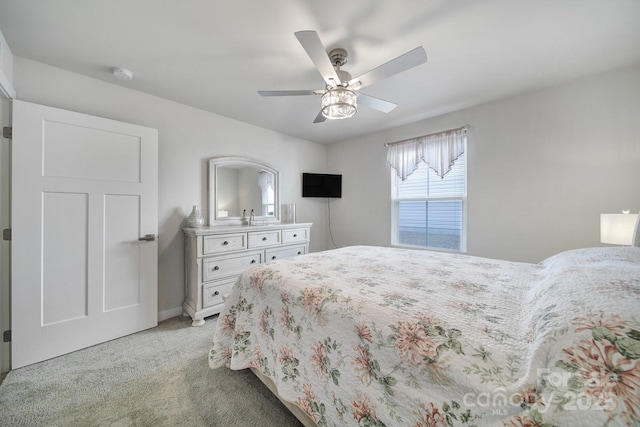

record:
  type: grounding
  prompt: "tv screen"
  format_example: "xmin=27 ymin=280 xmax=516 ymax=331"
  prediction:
xmin=302 ymin=173 xmax=342 ymax=198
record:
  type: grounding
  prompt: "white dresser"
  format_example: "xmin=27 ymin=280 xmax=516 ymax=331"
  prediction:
xmin=183 ymin=223 xmax=312 ymax=325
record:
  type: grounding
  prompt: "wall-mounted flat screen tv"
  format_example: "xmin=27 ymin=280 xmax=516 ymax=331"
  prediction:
xmin=302 ymin=173 xmax=342 ymax=198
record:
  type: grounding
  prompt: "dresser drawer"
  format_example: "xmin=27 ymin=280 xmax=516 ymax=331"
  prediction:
xmin=203 ymin=278 xmax=236 ymax=308
xmin=202 ymin=251 xmax=262 ymax=281
xmin=265 ymin=244 xmax=307 ymax=262
xmin=282 ymin=228 xmax=308 ymax=244
xmin=203 ymin=233 xmax=247 ymax=255
xmin=248 ymin=230 xmax=281 ymax=248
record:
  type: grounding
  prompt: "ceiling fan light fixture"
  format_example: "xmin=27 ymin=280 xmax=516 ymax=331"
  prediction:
xmin=321 ymin=87 xmax=357 ymax=120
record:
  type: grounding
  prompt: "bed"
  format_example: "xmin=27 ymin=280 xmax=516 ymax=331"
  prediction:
xmin=209 ymin=231 xmax=640 ymax=426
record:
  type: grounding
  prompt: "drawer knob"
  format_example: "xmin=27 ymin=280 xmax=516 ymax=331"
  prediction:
xmin=262 ymin=237 xmax=267 ymax=241
xmin=297 ymin=251 xmax=302 ymax=255
xmin=222 ymin=241 xmax=229 ymax=246
xmin=271 ymin=256 xmax=277 ymax=260
xmin=250 ymin=259 xmax=256 ymax=264
xmin=212 ymin=291 xmax=219 ymax=297
xmin=293 ymin=234 xmax=297 ymax=237
xmin=212 ymin=266 xmax=219 ymax=271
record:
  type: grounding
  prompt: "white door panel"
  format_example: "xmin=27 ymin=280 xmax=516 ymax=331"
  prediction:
xmin=11 ymin=100 xmax=158 ymax=368
xmin=42 ymin=191 xmax=89 ymax=325
xmin=104 ymin=194 xmax=141 ymax=311
xmin=42 ymin=121 xmax=142 ymax=182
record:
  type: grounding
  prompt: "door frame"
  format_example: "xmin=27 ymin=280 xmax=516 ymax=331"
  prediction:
xmin=0 ymin=32 xmax=18 ymax=373
xmin=0 ymin=97 xmax=12 ymax=374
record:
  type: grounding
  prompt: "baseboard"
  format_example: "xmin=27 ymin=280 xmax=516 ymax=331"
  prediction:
xmin=158 ymin=306 xmax=184 ymax=322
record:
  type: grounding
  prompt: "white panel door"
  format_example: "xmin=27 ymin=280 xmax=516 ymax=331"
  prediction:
xmin=11 ymin=100 xmax=158 ymax=368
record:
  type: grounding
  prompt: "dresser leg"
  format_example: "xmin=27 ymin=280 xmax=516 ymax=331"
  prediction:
xmin=192 ymin=318 xmax=206 ymax=326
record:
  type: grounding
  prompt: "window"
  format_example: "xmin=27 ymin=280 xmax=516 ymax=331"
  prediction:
xmin=262 ymin=186 xmax=275 ymax=216
xmin=258 ymin=171 xmax=275 ymax=216
xmin=392 ymin=152 xmax=466 ymax=251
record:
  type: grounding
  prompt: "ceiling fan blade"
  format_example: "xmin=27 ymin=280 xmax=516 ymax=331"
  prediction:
xmin=294 ymin=31 xmax=342 ymax=86
xmin=357 ymin=93 xmax=397 ymax=113
xmin=313 ymin=110 xmax=326 ymax=123
xmin=349 ymin=46 xmax=427 ymax=89
xmin=258 ymin=90 xmax=321 ymax=96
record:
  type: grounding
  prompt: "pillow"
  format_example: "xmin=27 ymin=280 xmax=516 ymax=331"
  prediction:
xmin=539 ymin=245 xmax=640 ymax=271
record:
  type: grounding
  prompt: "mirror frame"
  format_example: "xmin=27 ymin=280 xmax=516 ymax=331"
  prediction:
xmin=208 ymin=156 xmax=280 ymax=225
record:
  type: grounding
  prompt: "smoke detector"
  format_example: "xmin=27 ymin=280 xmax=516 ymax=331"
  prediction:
xmin=112 ymin=67 xmax=133 ymax=81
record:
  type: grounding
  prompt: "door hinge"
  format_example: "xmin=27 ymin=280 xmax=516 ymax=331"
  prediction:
xmin=2 ymin=330 xmax=10 ymax=343
xmin=2 ymin=228 xmax=10 ymax=241
xmin=2 ymin=126 xmax=11 ymax=139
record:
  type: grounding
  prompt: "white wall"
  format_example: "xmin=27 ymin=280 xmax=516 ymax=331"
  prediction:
xmin=6 ymin=56 xmax=640 ymax=321
xmin=327 ymin=63 xmax=640 ymax=263
xmin=10 ymin=57 xmax=329 ymax=319
xmin=0 ymin=29 xmax=16 ymax=99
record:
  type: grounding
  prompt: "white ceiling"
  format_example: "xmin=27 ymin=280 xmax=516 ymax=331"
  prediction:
xmin=1 ymin=0 xmax=639 ymax=144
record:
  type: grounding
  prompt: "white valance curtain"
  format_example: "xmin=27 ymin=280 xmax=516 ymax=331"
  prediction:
xmin=386 ymin=125 xmax=468 ymax=180
xmin=258 ymin=171 xmax=273 ymax=191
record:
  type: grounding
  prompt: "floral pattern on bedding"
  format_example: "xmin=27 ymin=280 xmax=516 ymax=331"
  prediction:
xmin=209 ymin=246 xmax=640 ymax=426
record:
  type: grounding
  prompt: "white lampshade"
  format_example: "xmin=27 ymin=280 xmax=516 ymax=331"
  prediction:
xmin=600 ymin=213 xmax=638 ymax=245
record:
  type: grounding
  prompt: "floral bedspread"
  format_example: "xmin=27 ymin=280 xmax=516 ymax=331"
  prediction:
xmin=209 ymin=245 xmax=640 ymax=426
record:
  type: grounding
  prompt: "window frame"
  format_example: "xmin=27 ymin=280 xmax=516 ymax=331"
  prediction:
xmin=390 ymin=152 xmax=467 ymax=253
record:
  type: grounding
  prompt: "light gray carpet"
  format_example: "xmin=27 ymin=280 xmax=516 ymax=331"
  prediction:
xmin=0 ymin=315 xmax=303 ymax=427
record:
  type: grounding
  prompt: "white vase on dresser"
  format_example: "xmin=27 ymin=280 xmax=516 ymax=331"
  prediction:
xmin=186 ymin=205 xmax=205 ymax=228
xmin=182 ymin=222 xmax=312 ymax=326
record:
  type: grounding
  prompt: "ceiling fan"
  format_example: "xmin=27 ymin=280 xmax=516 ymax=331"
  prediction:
xmin=258 ymin=31 xmax=428 ymax=123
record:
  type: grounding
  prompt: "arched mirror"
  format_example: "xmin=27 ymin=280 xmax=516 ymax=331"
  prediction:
xmin=209 ymin=157 xmax=280 ymax=225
